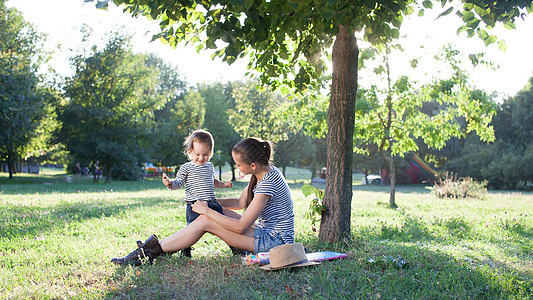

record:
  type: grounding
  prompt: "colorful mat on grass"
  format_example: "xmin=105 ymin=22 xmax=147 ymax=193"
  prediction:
xmin=242 ymin=251 xmax=347 ymax=265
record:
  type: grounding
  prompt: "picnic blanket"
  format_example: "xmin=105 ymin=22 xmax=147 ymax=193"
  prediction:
xmin=242 ymin=251 xmax=347 ymax=265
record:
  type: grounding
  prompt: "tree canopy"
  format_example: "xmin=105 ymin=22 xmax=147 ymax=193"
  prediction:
xmin=59 ymin=33 xmax=159 ymax=182
xmin=90 ymin=0 xmax=532 ymax=241
xmin=0 ymin=0 xmax=55 ymax=179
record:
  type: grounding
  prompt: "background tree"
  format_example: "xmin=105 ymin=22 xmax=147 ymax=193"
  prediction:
xmin=274 ymin=132 xmax=312 ymax=178
xmin=199 ymin=82 xmax=241 ymax=180
xmin=91 ymin=0 xmax=532 ymax=241
xmin=445 ymin=76 xmax=533 ymax=189
xmin=59 ymin=32 xmax=158 ymax=182
xmin=0 ymin=1 xmax=56 ymax=179
xmin=147 ymin=54 xmax=204 ymax=170
xmin=227 ymin=81 xmax=289 ymax=143
xmin=353 ymin=143 xmax=381 ymax=185
xmin=355 ymin=44 xmax=496 ymax=207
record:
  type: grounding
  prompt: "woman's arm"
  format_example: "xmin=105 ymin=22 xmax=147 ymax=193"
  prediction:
xmin=217 ymin=186 xmax=249 ymax=210
xmin=193 ymin=193 xmax=270 ymax=234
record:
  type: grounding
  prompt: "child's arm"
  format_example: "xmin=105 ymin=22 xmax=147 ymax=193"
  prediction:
xmin=214 ymin=178 xmax=232 ymax=188
xmin=163 ymin=164 xmax=186 ymax=190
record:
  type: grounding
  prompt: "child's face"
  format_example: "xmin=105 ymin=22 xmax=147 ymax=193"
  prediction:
xmin=189 ymin=141 xmax=211 ymax=166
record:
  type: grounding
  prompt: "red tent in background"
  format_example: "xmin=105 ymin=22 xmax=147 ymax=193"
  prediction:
xmin=380 ymin=154 xmax=436 ymax=185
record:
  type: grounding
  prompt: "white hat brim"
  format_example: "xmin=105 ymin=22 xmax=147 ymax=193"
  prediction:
xmin=259 ymin=261 xmax=320 ymax=271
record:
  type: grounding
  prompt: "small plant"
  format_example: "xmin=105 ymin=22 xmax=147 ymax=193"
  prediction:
xmin=302 ymin=184 xmax=326 ymax=232
xmin=433 ymin=171 xmax=487 ymax=199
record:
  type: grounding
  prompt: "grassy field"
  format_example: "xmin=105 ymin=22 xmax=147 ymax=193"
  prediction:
xmin=0 ymin=168 xmax=532 ymax=299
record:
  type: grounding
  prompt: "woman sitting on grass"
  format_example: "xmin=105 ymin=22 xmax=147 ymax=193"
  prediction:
xmin=111 ymin=137 xmax=295 ymax=266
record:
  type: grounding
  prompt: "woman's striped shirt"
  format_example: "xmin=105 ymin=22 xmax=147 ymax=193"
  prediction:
xmin=253 ymin=167 xmax=295 ymax=244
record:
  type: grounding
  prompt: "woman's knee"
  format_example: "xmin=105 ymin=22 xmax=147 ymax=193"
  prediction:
xmin=193 ymin=215 xmax=213 ymax=228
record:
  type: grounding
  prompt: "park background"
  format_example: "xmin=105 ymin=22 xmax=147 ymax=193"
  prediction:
xmin=1 ymin=0 xmax=532 ymax=298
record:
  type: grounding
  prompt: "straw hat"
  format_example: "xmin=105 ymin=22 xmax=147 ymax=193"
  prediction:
xmin=259 ymin=243 xmax=320 ymax=271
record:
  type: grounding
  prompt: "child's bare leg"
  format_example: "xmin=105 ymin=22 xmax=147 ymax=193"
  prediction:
xmin=160 ymin=215 xmax=255 ymax=253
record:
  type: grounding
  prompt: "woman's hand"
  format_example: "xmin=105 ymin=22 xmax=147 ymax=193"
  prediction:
xmin=224 ymin=181 xmax=233 ymax=188
xmin=192 ymin=200 xmax=208 ymax=215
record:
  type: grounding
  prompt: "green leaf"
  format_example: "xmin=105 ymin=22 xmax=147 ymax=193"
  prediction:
xmin=504 ymin=21 xmax=517 ymax=30
xmin=418 ymin=9 xmax=425 ymax=17
xmin=195 ymin=44 xmax=204 ymax=52
xmin=466 ymin=19 xmax=481 ymax=29
xmin=319 ymin=7 xmax=336 ymax=19
xmin=302 ymin=184 xmax=315 ymax=197
xmin=391 ymin=28 xmax=400 ymax=39
xmin=280 ymin=85 xmax=289 ymax=96
xmin=229 ymin=0 xmax=245 ymax=7
xmin=462 ymin=11 xmax=475 ymax=22
xmin=498 ymin=39 xmax=508 ymax=52
xmin=463 ymin=3 xmax=474 ymax=11
xmin=481 ymin=13 xmax=495 ymax=27
xmin=477 ymin=28 xmax=488 ymax=40
xmin=456 ymin=25 xmax=468 ymax=34
xmin=437 ymin=7 xmax=454 ymax=19
xmin=96 ymin=0 xmax=108 ymax=9
xmin=473 ymin=5 xmax=489 ymax=17
xmin=244 ymin=0 xmax=254 ymax=10
xmin=409 ymin=58 xmax=419 ymax=68
xmin=484 ymin=35 xmax=497 ymax=46
xmin=422 ymin=0 xmax=433 ymax=9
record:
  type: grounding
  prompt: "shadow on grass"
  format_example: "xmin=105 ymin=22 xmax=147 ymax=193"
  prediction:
xmin=102 ymin=207 xmax=532 ymax=298
xmin=0 ymin=175 xmax=250 ymax=195
xmin=0 ymin=195 xmax=178 ymax=240
xmin=104 ymin=232 xmax=532 ymax=299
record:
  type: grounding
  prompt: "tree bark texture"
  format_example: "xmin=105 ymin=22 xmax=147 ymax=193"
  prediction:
xmin=319 ymin=26 xmax=358 ymax=242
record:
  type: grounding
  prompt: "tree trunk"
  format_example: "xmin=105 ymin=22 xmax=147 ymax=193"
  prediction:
xmin=8 ymin=154 xmax=14 ymax=179
xmin=319 ymin=26 xmax=358 ymax=242
xmin=230 ymin=163 xmax=236 ymax=181
xmin=105 ymin=163 xmax=112 ymax=183
xmin=218 ymin=165 xmax=222 ymax=181
xmin=380 ymin=153 xmax=397 ymax=209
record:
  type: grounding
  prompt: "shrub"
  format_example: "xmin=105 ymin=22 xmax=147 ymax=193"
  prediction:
xmin=433 ymin=172 xmax=487 ymax=199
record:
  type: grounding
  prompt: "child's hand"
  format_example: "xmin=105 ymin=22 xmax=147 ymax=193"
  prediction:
xmin=224 ymin=181 xmax=233 ymax=188
xmin=162 ymin=173 xmax=172 ymax=188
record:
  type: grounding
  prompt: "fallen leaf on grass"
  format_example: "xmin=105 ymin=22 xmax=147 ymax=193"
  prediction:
xmin=285 ymin=285 xmax=299 ymax=296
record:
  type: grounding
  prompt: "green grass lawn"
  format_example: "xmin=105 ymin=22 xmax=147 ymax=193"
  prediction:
xmin=0 ymin=170 xmax=532 ymax=299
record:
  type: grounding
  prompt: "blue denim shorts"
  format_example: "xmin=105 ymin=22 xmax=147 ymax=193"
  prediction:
xmin=253 ymin=227 xmax=285 ymax=254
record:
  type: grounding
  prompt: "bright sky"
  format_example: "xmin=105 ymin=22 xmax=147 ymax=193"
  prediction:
xmin=6 ymin=0 xmax=533 ymax=97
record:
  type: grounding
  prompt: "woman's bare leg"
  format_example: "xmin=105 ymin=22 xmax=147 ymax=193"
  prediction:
xmin=160 ymin=215 xmax=255 ymax=253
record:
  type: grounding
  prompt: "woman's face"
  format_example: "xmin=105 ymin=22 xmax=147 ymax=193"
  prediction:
xmin=232 ymin=152 xmax=253 ymax=175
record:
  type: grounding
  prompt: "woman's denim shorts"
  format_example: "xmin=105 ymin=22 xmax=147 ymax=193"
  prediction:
xmin=253 ymin=227 xmax=284 ymax=253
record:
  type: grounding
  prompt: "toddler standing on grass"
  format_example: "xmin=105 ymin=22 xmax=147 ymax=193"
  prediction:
xmin=162 ymin=129 xmax=232 ymax=257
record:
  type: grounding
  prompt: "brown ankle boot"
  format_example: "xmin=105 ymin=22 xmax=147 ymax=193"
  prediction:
xmin=111 ymin=234 xmax=164 ymax=266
